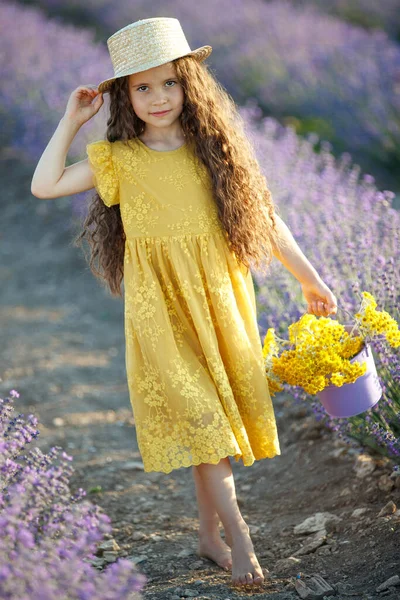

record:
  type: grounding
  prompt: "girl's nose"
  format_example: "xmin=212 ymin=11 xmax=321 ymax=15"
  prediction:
xmin=153 ymin=97 xmax=168 ymax=106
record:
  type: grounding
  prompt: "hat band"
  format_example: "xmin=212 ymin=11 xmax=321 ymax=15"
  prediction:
xmin=112 ymin=46 xmax=194 ymax=79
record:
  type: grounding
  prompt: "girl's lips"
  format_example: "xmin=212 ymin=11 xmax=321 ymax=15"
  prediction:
xmin=151 ymin=109 xmax=171 ymax=116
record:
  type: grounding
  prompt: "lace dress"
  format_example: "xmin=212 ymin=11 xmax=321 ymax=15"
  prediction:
xmin=86 ymin=137 xmax=281 ymax=473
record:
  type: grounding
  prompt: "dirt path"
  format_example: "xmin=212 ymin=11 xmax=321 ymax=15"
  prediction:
xmin=1 ymin=156 xmax=399 ymax=599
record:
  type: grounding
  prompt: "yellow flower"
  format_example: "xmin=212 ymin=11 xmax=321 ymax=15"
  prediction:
xmin=264 ymin=291 xmax=398 ymax=396
xmin=330 ymin=373 xmax=345 ymax=387
xmin=356 ymin=291 xmax=400 ymax=348
xmin=266 ymin=377 xmax=284 ymax=396
xmin=361 ymin=291 xmax=377 ymax=308
xmin=262 ymin=328 xmax=279 ymax=359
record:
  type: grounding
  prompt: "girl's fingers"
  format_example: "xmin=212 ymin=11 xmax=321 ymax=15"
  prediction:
xmin=309 ymin=300 xmax=328 ymax=316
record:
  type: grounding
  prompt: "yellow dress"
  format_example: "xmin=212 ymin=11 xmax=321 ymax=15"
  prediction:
xmin=86 ymin=137 xmax=281 ymax=474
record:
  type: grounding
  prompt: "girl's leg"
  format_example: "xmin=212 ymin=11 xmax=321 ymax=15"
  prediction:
xmin=192 ymin=465 xmax=233 ymax=571
xmin=194 ymin=457 xmax=265 ymax=587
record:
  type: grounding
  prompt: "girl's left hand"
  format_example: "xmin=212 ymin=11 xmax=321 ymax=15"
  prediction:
xmin=301 ymin=279 xmax=338 ymax=317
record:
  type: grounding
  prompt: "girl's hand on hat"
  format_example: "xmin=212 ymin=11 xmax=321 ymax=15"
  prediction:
xmin=64 ymin=85 xmax=104 ymax=127
xmin=301 ymin=279 xmax=338 ymax=317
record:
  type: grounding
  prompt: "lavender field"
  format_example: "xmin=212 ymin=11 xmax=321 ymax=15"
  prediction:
xmin=8 ymin=0 xmax=400 ymax=195
xmin=1 ymin=1 xmax=400 ymax=598
xmin=299 ymin=0 xmax=400 ymax=39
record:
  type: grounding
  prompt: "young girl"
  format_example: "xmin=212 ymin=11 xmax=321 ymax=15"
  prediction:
xmin=31 ymin=17 xmax=337 ymax=589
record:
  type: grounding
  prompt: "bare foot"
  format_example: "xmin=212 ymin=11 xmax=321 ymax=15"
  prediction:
xmin=196 ymin=535 xmax=232 ymax=571
xmin=230 ymin=527 xmax=266 ymax=587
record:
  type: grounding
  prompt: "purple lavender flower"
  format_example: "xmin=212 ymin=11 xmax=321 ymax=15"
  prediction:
xmin=0 ymin=391 xmax=146 ymax=599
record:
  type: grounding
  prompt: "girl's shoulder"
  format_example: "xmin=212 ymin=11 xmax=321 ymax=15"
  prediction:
xmin=86 ymin=139 xmax=119 ymax=207
xmin=86 ymin=139 xmax=114 ymax=165
xmin=86 ymin=138 xmax=141 ymax=166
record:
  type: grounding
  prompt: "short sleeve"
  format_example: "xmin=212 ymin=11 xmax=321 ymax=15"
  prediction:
xmin=86 ymin=140 xmax=119 ymax=207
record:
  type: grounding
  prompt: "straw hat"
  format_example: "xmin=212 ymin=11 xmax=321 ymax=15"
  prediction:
xmin=97 ymin=17 xmax=212 ymax=94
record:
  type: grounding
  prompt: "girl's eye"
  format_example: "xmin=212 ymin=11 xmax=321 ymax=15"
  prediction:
xmin=137 ymin=81 xmax=176 ymax=92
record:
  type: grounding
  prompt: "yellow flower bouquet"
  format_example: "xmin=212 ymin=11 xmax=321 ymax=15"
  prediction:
xmin=262 ymin=291 xmax=400 ymax=417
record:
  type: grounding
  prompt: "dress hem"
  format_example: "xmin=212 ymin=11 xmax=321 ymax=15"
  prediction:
xmin=142 ymin=448 xmax=281 ymax=474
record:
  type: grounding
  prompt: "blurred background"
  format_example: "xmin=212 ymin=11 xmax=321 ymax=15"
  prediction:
xmin=3 ymin=0 xmax=400 ymax=202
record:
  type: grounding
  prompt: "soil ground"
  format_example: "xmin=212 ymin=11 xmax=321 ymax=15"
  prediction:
xmin=1 ymin=156 xmax=399 ymax=599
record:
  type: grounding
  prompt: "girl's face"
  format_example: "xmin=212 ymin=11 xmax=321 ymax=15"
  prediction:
xmin=128 ymin=62 xmax=184 ymax=133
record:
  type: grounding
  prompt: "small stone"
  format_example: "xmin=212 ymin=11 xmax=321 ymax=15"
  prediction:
xmin=295 ymin=574 xmax=335 ymax=598
xmin=103 ymin=551 xmax=118 ymax=563
xmin=376 ymin=575 xmax=400 ymax=592
xmin=150 ymin=534 xmax=163 ymax=542
xmin=132 ymin=531 xmax=146 ymax=541
xmin=353 ymin=454 xmax=377 ymax=478
xmin=378 ymin=474 xmax=395 ymax=492
xmin=88 ymin=557 xmax=106 ymax=568
xmin=53 ymin=417 xmax=65 ymax=427
xmin=96 ymin=539 xmax=120 ymax=554
xmin=177 ymin=548 xmax=195 ymax=558
xmin=120 ymin=461 xmax=145 ymax=470
xmin=293 ymin=529 xmax=327 ymax=556
xmin=294 ymin=512 xmax=341 ymax=535
xmin=377 ymin=500 xmax=397 ymax=517
xmin=351 ymin=507 xmax=369 ymax=518
xmin=182 ymin=590 xmax=198 ymax=597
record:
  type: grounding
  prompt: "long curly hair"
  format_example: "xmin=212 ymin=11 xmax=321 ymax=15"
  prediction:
xmin=74 ymin=55 xmax=283 ymax=297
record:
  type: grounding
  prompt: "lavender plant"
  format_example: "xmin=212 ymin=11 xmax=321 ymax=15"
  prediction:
xmin=240 ymin=104 xmax=400 ymax=462
xmin=2 ymin=0 xmax=400 ymax=185
xmin=297 ymin=0 xmax=400 ymax=40
xmin=0 ymin=1 xmax=109 ymax=162
xmin=0 ymin=389 xmax=146 ymax=600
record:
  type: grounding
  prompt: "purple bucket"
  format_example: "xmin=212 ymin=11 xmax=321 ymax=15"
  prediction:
xmin=317 ymin=343 xmax=382 ymax=418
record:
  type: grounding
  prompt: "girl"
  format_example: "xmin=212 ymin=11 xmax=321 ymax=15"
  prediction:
xmin=31 ymin=17 xmax=337 ymax=589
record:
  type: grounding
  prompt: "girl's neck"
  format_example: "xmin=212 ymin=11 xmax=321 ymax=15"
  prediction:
xmin=138 ymin=132 xmax=186 ymax=152
xmin=139 ymin=123 xmax=186 ymax=149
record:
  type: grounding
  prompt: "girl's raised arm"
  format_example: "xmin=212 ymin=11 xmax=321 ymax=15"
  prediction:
xmin=31 ymin=85 xmax=103 ymax=199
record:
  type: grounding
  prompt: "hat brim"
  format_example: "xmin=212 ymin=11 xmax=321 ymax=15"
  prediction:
xmin=97 ymin=45 xmax=212 ymax=94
